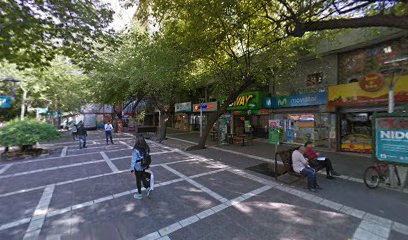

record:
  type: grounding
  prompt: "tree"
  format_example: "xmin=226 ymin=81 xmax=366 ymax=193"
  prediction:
xmin=133 ymin=0 xmax=315 ymax=149
xmin=132 ymin=0 xmax=408 ymax=149
xmin=88 ymin=29 xmax=196 ymax=141
xmin=0 ymin=0 xmax=115 ymax=69
xmin=0 ymin=57 xmax=89 ymax=120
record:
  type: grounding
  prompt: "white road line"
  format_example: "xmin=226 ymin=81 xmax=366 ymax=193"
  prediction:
xmin=119 ymin=140 xmax=133 ymax=149
xmin=166 ymin=136 xmax=408 ymax=193
xmin=353 ymin=219 xmax=390 ymax=240
xmin=48 ymin=137 xmax=133 ymax=146
xmin=0 ymin=160 xmax=105 ymax=179
xmin=92 ymin=141 xmax=97 ymax=144
xmin=60 ymin=147 xmax=68 ymax=157
xmin=149 ymin=142 xmax=408 ymax=238
xmin=0 ymin=168 xmax=227 ymax=232
xmin=5 ymin=147 xmax=130 ymax=167
xmin=0 ymin=164 xmax=13 ymax=175
xmin=0 ymin=158 xmax=196 ymax=198
xmin=137 ymin=185 xmax=272 ymax=240
xmin=23 ymin=184 xmax=55 ymax=240
xmin=162 ymin=165 xmax=228 ymax=203
xmin=100 ymin=152 xmax=119 ymax=172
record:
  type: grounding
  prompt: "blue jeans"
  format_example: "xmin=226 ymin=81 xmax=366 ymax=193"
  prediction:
xmin=78 ymin=136 xmax=86 ymax=149
xmin=105 ymin=130 xmax=113 ymax=144
xmin=301 ymin=167 xmax=317 ymax=188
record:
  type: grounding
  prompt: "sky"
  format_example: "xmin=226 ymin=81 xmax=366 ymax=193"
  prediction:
xmin=102 ymin=0 xmax=138 ymax=31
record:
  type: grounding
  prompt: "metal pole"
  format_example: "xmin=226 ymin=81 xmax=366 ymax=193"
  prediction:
xmin=200 ymin=106 xmax=203 ymax=137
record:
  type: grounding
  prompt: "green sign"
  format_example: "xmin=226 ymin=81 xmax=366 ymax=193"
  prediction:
xmin=227 ymin=91 xmax=266 ymax=111
xmin=373 ymin=115 xmax=408 ymax=165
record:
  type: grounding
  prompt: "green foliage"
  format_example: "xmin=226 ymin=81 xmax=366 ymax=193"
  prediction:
xmin=0 ymin=57 xmax=89 ymax=120
xmin=0 ymin=0 xmax=116 ymax=69
xmin=0 ymin=119 xmax=60 ymax=147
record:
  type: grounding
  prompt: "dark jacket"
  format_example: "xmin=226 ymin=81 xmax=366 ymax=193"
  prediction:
xmin=77 ymin=125 xmax=87 ymax=136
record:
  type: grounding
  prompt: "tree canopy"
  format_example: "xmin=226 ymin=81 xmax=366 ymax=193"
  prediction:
xmin=0 ymin=0 xmax=116 ymax=69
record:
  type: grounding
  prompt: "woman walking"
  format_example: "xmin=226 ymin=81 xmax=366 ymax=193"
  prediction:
xmin=130 ymin=135 xmax=152 ymax=199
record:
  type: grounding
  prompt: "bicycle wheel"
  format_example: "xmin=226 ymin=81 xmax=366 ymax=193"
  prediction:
xmin=364 ymin=166 xmax=381 ymax=189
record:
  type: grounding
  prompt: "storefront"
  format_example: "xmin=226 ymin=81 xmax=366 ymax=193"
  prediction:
xmin=227 ymin=91 xmax=270 ymax=137
xmin=271 ymin=91 xmax=334 ymax=149
xmin=174 ymin=102 xmax=192 ymax=131
xmin=332 ymin=37 xmax=408 ymax=153
xmin=191 ymin=101 xmax=218 ymax=131
xmin=329 ymin=74 xmax=408 ymax=153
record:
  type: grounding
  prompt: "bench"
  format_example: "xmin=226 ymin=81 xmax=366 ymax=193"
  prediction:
xmin=275 ymin=147 xmax=323 ymax=182
xmin=232 ymin=135 xmax=250 ymax=146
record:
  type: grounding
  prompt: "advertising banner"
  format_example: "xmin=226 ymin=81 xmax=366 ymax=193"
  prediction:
xmin=0 ymin=96 xmax=11 ymax=108
xmin=375 ymin=117 xmax=408 ymax=164
xmin=217 ymin=117 xmax=228 ymax=145
xmin=227 ymin=91 xmax=265 ymax=111
xmin=328 ymin=75 xmax=408 ymax=106
xmin=175 ymin=102 xmax=192 ymax=113
xmin=271 ymin=92 xmax=327 ymax=108
xmin=269 ymin=120 xmax=281 ymax=144
xmin=193 ymin=102 xmax=217 ymax=112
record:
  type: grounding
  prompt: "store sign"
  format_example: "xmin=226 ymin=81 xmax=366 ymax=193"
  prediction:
xmin=227 ymin=91 xmax=265 ymax=111
xmin=360 ymin=73 xmax=385 ymax=92
xmin=271 ymin=92 xmax=327 ymax=108
xmin=193 ymin=102 xmax=217 ymax=112
xmin=329 ymin=75 xmax=408 ymax=106
xmin=375 ymin=117 xmax=408 ymax=164
xmin=36 ymin=107 xmax=48 ymax=114
xmin=0 ymin=96 xmax=11 ymax=108
xmin=175 ymin=102 xmax=192 ymax=113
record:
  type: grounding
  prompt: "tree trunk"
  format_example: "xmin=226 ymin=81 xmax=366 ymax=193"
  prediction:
xmin=192 ymin=78 xmax=254 ymax=150
xmin=20 ymin=88 xmax=28 ymax=120
xmin=158 ymin=111 xmax=169 ymax=142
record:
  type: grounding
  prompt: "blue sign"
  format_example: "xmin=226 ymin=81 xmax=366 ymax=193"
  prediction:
xmin=271 ymin=92 xmax=327 ymax=108
xmin=0 ymin=96 xmax=11 ymax=108
xmin=36 ymin=108 xmax=48 ymax=114
xmin=376 ymin=127 xmax=408 ymax=164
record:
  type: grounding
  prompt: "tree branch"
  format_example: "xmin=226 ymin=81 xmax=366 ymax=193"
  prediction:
xmin=292 ymin=15 xmax=408 ymax=37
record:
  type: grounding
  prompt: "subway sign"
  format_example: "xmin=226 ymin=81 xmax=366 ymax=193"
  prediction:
xmin=227 ymin=91 xmax=265 ymax=111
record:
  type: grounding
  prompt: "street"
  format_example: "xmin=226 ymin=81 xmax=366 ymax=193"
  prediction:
xmin=0 ymin=131 xmax=406 ymax=240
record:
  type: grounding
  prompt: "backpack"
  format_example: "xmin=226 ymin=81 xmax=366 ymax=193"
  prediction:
xmin=140 ymin=151 xmax=152 ymax=169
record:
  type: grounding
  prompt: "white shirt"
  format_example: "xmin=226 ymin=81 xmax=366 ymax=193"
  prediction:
xmin=292 ymin=150 xmax=308 ymax=173
xmin=104 ymin=123 xmax=113 ymax=131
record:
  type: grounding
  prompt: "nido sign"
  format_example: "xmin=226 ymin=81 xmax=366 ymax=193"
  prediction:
xmin=375 ymin=116 xmax=408 ymax=164
xmin=360 ymin=73 xmax=385 ymax=92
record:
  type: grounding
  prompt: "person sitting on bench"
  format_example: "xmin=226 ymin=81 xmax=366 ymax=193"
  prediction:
xmin=304 ymin=141 xmax=340 ymax=179
xmin=292 ymin=146 xmax=320 ymax=192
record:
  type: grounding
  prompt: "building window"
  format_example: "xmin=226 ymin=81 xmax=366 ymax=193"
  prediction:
xmin=306 ymin=72 xmax=323 ymax=86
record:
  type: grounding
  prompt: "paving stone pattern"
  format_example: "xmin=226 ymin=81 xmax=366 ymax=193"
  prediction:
xmin=0 ymin=130 xmax=407 ymax=240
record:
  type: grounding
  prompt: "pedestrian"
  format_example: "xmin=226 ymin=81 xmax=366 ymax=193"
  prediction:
xmin=70 ymin=121 xmax=77 ymax=141
xmin=130 ymin=135 xmax=152 ymax=199
xmin=292 ymin=146 xmax=321 ymax=192
xmin=304 ymin=141 xmax=340 ymax=179
xmin=104 ymin=120 xmax=114 ymax=144
xmin=76 ymin=121 xmax=87 ymax=149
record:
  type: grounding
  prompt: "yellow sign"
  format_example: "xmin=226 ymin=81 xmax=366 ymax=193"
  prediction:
xmin=328 ymin=75 xmax=408 ymax=106
xmin=232 ymin=95 xmax=253 ymax=107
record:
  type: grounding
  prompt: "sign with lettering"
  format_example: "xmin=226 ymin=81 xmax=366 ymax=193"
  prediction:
xmin=271 ymin=92 xmax=327 ymax=108
xmin=227 ymin=91 xmax=265 ymax=111
xmin=175 ymin=102 xmax=192 ymax=113
xmin=360 ymin=73 xmax=385 ymax=92
xmin=0 ymin=96 xmax=11 ymax=108
xmin=375 ymin=116 xmax=408 ymax=164
xmin=193 ymin=102 xmax=217 ymax=112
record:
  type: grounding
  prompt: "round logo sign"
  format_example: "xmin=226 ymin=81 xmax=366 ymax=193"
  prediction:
xmin=359 ymin=73 xmax=385 ymax=92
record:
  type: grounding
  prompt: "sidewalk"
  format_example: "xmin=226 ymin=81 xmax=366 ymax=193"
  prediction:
xmin=164 ymin=128 xmax=407 ymax=189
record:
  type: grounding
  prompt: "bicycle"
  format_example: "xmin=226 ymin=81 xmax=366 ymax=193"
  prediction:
xmin=363 ymin=162 xmax=401 ymax=189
